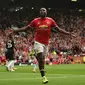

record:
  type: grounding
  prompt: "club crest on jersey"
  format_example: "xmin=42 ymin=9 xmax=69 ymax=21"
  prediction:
xmin=47 ymin=21 xmax=50 ymax=25
xmin=37 ymin=22 xmax=41 ymax=25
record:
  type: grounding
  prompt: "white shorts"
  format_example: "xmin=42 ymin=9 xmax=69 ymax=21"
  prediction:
xmin=34 ymin=41 xmax=48 ymax=57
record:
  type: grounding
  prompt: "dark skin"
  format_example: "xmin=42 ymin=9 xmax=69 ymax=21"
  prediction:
xmin=11 ymin=7 xmax=75 ymax=77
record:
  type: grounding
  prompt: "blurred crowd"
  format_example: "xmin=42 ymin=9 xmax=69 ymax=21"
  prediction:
xmin=0 ymin=8 xmax=85 ymax=65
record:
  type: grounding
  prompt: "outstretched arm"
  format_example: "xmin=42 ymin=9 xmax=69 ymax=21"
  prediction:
xmin=55 ymin=26 xmax=70 ymax=35
xmin=51 ymin=25 xmax=75 ymax=37
xmin=13 ymin=25 xmax=33 ymax=33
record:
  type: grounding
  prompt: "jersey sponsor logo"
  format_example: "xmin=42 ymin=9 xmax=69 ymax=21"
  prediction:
xmin=39 ymin=25 xmax=48 ymax=29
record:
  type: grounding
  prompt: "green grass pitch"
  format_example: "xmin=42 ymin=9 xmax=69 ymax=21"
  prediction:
xmin=0 ymin=64 xmax=85 ymax=85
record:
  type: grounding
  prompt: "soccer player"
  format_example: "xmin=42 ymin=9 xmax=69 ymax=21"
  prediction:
xmin=11 ymin=7 xmax=75 ymax=84
xmin=5 ymin=33 xmax=16 ymax=71
xmin=32 ymin=58 xmax=38 ymax=73
xmin=29 ymin=49 xmax=38 ymax=73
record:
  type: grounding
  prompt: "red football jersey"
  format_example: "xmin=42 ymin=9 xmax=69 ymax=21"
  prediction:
xmin=29 ymin=17 xmax=57 ymax=45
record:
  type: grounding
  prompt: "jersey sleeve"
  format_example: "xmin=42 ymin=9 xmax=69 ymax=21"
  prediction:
xmin=51 ymin=18 xmax=58 ymax=27
xmin=29 ymin=19 xmax=36 ymax=28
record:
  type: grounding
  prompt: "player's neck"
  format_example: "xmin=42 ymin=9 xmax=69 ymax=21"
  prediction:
xmin=40 ymin=16 xmax=46 ymax=19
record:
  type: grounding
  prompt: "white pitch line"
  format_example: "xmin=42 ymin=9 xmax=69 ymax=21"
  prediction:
xmin=0 ymin=75 xmax=85 ymax=81
xmin=0 ymin=72 xmax=85 ymax=81
xmin=0 ymin=72 xmax=85 ymax=76
xmin=0 ymin=76 xmax=66 ymax=81
xmin=0 ymin=72 xmax=85 ymax=77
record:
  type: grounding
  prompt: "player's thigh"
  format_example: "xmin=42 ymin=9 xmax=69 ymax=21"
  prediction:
xmin=34 ymin=41 xmax=44 ymax=53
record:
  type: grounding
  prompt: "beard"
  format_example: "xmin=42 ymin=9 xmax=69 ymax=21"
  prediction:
xmin=40 ymin=15 xmax=46 ymax=17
